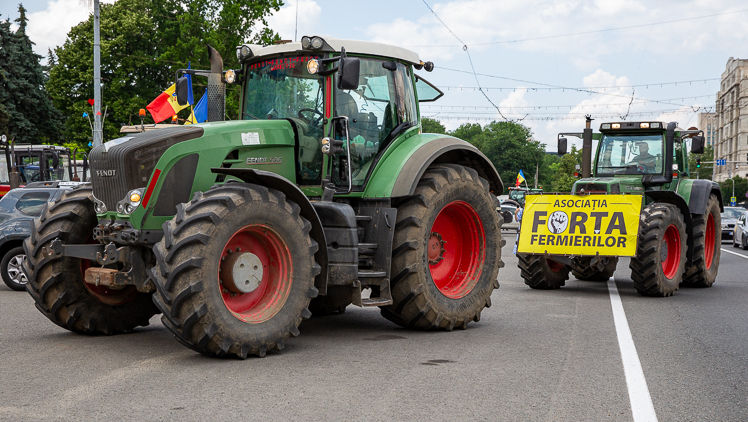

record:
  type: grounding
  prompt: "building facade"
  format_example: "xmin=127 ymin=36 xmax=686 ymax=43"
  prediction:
xmin=698 ymin=112 xmax=717 ymax=147
xmin=714 ymin=57 xmax=748 ymax=182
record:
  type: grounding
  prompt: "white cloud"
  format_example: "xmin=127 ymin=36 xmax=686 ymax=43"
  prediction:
xmin=24 ymin=0 xmax=114 ymax=56
xmin=365 ymin=0 xmax=748 ymax=61
xmin=266 ymin=0 xmax=321 ymax=42
xmin=656 ymin=106 xmax=699 ymax=129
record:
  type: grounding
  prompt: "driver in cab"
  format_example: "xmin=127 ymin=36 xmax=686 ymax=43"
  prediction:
xmin=630 ymin=142 xmax=656 ymax=172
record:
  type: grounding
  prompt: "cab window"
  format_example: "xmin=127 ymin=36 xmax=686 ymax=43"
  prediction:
xmin=334 ymin=59 xmax=417 ymax=187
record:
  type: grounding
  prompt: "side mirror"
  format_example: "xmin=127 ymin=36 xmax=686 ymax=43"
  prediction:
xmin=175 ymin=76 xmax=190 ymax=106
xmin=557 ymin=137 xmax=567 ymax=155
xmin=691 ymin=135 xmax=705 ymax=154
xmin=338 ymin=57 xmax=360 ymax=90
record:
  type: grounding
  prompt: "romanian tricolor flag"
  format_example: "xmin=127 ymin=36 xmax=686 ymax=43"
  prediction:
xmin=146 ymin=83 xmax=189 ymax=123
xmin=515 ymin=169 xmax=526 ymax=187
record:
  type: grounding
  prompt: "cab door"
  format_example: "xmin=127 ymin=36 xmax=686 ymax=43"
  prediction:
xmin=331 ymin=58 xmax=417 ymax=191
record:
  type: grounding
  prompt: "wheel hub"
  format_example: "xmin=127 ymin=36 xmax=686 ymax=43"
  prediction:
xmin=428 ymin=232 xmax=446 ymax=265
xmin=221 ymin=250 xmax=264 ymax=294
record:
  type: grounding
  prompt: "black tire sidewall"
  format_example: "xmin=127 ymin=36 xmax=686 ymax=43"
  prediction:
xmin=198 ymin=195 xmax=315 ymax=344
xmin=1 ymin=246 xmax=26 ymax=291
xmin=418 ymin=174 xmax=500 ymax=317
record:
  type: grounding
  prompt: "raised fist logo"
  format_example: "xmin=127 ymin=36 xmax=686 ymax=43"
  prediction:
xmin=547 ymin=211 xmax=569 ymax=234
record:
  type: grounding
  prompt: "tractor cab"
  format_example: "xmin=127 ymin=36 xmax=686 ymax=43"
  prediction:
xmin=181 ymin=37 xmax=443 ymax=195
xmin=558 ymin=119 xmax=705 ymax=194
xmin=0 ymin=142 xmax=89 ymax=196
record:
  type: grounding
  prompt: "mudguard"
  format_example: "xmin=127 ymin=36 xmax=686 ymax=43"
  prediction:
xmin=211 ymin=167 xmax=329 ymax=294
xmin=368 ymin=135 xmax=502 ymax=198
xmin=684 ymin=179 xmax=723 ymax=214
xmin=645 ymin=190 xmax=692 ymax=227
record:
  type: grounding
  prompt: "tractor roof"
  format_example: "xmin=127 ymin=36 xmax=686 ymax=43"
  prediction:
xmin=242 ymin=36 xmax=422 ymax=65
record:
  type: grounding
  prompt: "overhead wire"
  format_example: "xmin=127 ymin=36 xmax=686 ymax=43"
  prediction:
xmin=420 ymin=0 xmax=518 ymax=121
xmin=408 ymin=7 xmax=748 ymax=48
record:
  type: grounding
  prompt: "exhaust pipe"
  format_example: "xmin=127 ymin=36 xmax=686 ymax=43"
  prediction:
xmin=206 ymin=45 xmax=225 ymax=122
xmin=581 ymin=115 xmax=593 ymax=178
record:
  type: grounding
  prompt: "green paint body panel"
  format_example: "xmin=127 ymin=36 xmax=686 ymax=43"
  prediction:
xmin=126 ymin=120 xmax=297 ymax=230
xmin=360 ymin=128 xmax=438 ymax=198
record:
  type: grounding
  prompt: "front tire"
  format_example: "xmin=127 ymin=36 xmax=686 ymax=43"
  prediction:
xmin=629 ymin=203 xmax=687 ymax=297
xmin=381 ymin=164 xmax=502 ymax=330
xmin=518 ymin=255 xmax=569 ymax=289
xmin=683 ymin=195 xmax=720 ymax=288
xmin=2 ymin=246 xmax=28 ymax=291
xmin=23 ymin=186 xmax=157 ymax=334
xmin=151 ymin=183 xmax=320 ymax=358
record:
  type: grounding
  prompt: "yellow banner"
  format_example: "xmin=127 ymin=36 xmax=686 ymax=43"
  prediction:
xmin=517 ymin=194 xmax=643 ymax=257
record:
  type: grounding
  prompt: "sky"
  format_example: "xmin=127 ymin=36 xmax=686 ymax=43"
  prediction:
xmin=2 ymin=0 xmax=747 ymax=150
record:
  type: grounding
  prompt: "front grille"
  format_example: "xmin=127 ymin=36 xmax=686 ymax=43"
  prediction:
xmin=89 ymin=127 xmax=204 ymax=210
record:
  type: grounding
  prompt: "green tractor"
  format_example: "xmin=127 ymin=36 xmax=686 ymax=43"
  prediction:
xmin=518 ymin=117 xmax=721 ymax=296
xmin=24 ymin=37 xmax=504 ymax=358
xmin=507 ymin=186 xmax=543 ymax=208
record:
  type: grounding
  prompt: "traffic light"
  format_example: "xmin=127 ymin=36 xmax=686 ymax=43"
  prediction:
xmin=696 ymin=159 xmax=701 ymax=168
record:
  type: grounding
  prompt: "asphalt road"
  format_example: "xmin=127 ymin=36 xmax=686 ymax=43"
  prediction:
xmin=1 ymin=240 xmax=746 ymax=421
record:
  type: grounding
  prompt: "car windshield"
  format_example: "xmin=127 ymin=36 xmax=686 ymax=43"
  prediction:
xmin=722 ymin=208 xmax=745 ymax=219
xmin=243 ymin=55 xmax=324 ymax=138
xmin=596 ymin=134 xmax=663 ymax=175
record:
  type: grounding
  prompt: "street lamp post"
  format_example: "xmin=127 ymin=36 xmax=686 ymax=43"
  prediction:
xmin=92 ymin=0 xmax=102 ymax=148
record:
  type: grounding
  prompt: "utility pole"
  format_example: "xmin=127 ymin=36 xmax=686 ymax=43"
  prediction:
xmin=92 ymin=0 xmax=103 ymax=148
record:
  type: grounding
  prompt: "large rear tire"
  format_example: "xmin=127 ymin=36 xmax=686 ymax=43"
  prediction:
xmin=23 ymin=186 xmax=157 ymax=334
xmin=629 ymin=203 xmax=687 ymax=297
xmin=571 ymin=256 xmax=618 ymax=282
xmin=380 ymin=164 xmax=502 ymax=330
xmin=151 ymin=183 xmax=319 ymax=358
xmin=683 ymin=195 xmax=720 ymax=288
xmin=518 ymin=254 xmax=569 ymax=289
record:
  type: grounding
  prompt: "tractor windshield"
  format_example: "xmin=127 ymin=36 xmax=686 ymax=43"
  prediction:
xmin=243 ymin=55 xmax=325 ymax=184
xmin=243 ymin=55 xmax=325 ymax=135
xmin=596 ymin=133 xmax=664 ymax=176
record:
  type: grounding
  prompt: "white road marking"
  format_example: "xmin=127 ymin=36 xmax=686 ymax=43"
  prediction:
xmin=721 ymin=248 xmax=748 ymax=260
xmin=607 ymin=277 xmax=658 ymax=422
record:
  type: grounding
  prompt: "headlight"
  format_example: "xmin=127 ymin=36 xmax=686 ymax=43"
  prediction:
xmin=93 ymin=197 xmax=107 ymax=214
xmin=116 ymin=188 xmax=144 ymax=215
xmin=307 ymin=59 xmax=319 ymax=74
xmin=224 ymin=69 xmax=237 ymax=84
xmin=236 ymin=44 xmax=252 ymax=62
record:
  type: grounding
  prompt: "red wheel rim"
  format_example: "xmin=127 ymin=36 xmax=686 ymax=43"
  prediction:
xmin=428 ymin=201 xmax=486 ymax=299
xmin=547 ymin=259 xmax=565 ymax=273
xmin=661 ymin=224 xmax=681 ymax=279
xmin=704 ymin=213 xmax=715 ymax=269
xmin=218 ymin=225 xmax=293 ymax=323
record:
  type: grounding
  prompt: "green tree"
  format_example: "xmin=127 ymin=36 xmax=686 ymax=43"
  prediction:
xmin=721 ymin=175 xmax=748 ymax=207
xmin=421 ymin=117 xmax=446 ymax=134
xmin=46 ymin=0 xmax=280 ymax=148
xmin=548 ymin=146 xmax=582 ymax=193
xmin=0 ymin=5 xmax=61 ymax=143
xmin=450 ymin=121 xmax=549 ymax=193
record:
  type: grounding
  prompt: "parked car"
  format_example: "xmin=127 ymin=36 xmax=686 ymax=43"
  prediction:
xmin=721 ymin=207 xmax=745 ymax=241
xmin=498 ymin=198 xmax=521 ymax=231
xmin=0 ymin=183 xmax=83 ymax=290
xmin=733 ymin=211 xmax=748 ymax=250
